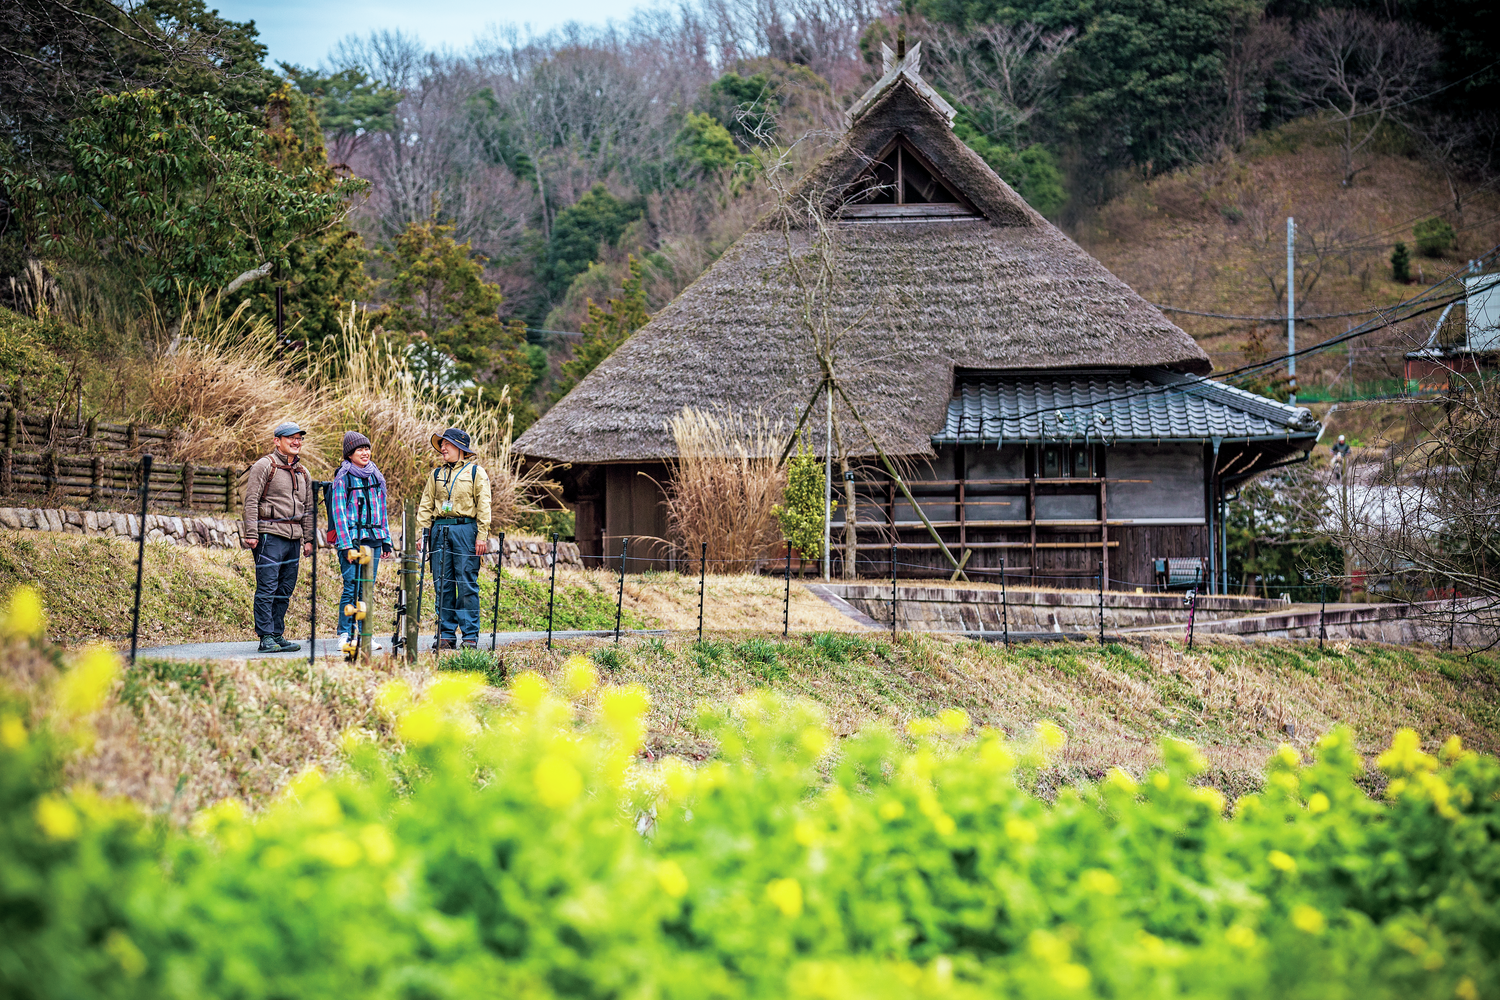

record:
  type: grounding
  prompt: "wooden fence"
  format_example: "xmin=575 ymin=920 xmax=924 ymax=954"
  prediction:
xmin=0 ymin=452 xmax=238 ymax=512
xmin=0 ymin=404 xmax=175 ymax=454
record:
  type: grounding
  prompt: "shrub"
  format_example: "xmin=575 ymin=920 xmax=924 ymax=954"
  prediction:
xmin=1413 ymin=217 xmax=1456 ymax=258
xmin=774 ymin=432 xmax=832 ymax=562
xmin=437 ymin=647 xmax=504 ymax=685
xmin=664 ymin=407 xmax=786 ymax=573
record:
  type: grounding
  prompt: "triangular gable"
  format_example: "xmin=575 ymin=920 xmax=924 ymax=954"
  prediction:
xmin=768 ymin=58 xmax=1039 ymax=229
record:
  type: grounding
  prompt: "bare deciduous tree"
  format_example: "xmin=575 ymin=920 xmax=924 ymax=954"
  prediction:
xmin=1293 ymin=9 xmax=1439 ymax=186
xmin=919 ymin=19 xmax=1076 ymax=140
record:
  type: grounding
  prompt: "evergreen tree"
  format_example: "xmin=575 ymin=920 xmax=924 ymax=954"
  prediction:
xmin=549 ymin=255 xmax=651 ymax=404
xmin=773 ymin=434 xmax=835 ymax=562
xmin=1391 ymin=241 xmax=1413 ymax=283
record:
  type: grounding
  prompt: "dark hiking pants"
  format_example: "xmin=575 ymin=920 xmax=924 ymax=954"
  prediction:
xmin=430 ymin=521 xmax=480 ymax=641
xmin=254 ymin=533 xmax=301 ymax=638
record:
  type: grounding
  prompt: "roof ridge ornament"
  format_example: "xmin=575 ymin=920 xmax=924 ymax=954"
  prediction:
xmin=847 ymin=36 xmax=957 ymax=127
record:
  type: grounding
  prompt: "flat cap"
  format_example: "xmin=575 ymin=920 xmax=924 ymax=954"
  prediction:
xmin=273 ymin=422 xmax=306 ymax=438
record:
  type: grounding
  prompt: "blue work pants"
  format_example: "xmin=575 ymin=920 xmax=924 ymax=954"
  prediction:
xmin=430 ymin=522 xmax=480 ymax=640
xmin=253 ymin=533 xmax=300 ymax=638
xmin=337 ymin=543 xmax=382 ymax=638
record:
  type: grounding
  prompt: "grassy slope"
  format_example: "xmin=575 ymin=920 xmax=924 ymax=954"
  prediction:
xmin=0 ymin=533 xmax=667 ymax=646
xmin=1076 ymin=120 xmax=1500 ymax=447
xmin=46 ymin=628 xmax=1500 ymax=821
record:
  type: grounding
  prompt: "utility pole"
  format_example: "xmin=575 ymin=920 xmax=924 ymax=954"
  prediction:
xmin=1287 ymin=217 xmax=1296 ymax=406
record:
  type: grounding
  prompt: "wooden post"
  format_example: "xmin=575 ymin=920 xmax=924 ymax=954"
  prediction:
xmin=126 ymin=422 xmax=138 ymax=452
xmin=1099 ymin=479 xmax=1109 ymax=592
xmin=3 ymin=405 xmax=13 ymax=450
xmin=0 ymin=448 xmax=10 ymax=495
xmin=90 ymin=455 xmax=103 ymax=505
xmin=1028 ymin=449 xmax=1037 ymax=589
xmin=224 ymin=466 xmax=234 ymax=513
xmin=181 ymin=463 xmax=195 ymax=510
xmin=85 ymin=415 xmax=98 ymax=451
xmin=42 ymin=451 xmax=57 ymax=496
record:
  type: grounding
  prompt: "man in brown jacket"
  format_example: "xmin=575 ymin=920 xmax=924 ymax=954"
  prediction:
xmin=241 ymin=422 xmax=316 ymax=652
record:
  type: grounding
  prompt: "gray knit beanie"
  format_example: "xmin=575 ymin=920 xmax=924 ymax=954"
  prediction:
xmin=343 ymin=431 xmax=371 ymax=459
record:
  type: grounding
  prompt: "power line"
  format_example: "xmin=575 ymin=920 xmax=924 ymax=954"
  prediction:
xmin=1153 ymin=304 xmax=1391 ymax=322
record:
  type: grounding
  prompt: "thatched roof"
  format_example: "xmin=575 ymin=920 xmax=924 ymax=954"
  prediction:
xmin=516 ymin=49 xmax=1210 ymax=465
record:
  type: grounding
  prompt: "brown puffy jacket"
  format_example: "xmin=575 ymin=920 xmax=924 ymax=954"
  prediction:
xmin=241 ymin=451 xmax=315 ymax=542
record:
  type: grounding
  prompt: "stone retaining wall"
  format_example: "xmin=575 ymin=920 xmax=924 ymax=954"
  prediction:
xmin=0 ymin=506 xmax=583 ymax=569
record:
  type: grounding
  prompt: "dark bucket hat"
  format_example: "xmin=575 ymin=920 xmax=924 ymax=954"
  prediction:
xmin=430 ymin=427 xmax=476 ymax=456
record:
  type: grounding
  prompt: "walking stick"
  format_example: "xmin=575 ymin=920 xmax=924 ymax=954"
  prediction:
xmin=413 ymin=527 xmax=429 ymax=652
xmin=129 ymin=454 xmax=152 ymax=665
xmin=309 ymin=481 xmax=323 ymax=667
xmin=491 ymin=531 xmax=505 ymax=652
xmin=614 ymin=537 xmax=629 ymax=644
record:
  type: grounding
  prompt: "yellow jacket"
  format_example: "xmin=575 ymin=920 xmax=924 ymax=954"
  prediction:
xmin=416 ymin=460 xmax=492 ymax=531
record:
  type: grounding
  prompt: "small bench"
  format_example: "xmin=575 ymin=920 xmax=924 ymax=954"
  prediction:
xmin=1154 ymin=557 xmax=1204 ymax=591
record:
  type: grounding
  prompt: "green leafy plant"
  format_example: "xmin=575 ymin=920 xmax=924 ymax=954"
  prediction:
xmin=773 ymin=433 xmax=833 ymax=562
xmin=1414 ymin=217 xmax=1456 ymax=258
xmin=437 ymin=647 xmax=505 ymax=685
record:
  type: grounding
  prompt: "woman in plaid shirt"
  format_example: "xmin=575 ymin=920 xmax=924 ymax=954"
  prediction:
xmin=331 ymin=431 xmax=392 ymax=642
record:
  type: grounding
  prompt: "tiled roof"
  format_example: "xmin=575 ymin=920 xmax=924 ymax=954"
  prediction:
xmin=932 ymin=368 xmax=1321 ymax=445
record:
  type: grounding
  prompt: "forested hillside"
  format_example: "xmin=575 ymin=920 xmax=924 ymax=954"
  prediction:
xmin=1 ymin=0 xmax=1496 ymax=423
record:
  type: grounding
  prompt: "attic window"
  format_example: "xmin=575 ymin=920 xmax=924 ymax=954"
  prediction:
xmin=840 ymin=139 xmax=981 ymax=221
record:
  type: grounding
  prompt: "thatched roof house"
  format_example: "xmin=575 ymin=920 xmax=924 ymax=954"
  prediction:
xmin=517 ymin=42 xmax=1320 ymax=592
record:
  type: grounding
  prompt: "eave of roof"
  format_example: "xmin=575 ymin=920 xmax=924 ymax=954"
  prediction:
xmin=932 ymin=368 xmax=1322 ymax=445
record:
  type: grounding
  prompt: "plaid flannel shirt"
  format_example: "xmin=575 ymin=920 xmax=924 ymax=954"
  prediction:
xmin=331 ymin=473 xmax=392 ymax=552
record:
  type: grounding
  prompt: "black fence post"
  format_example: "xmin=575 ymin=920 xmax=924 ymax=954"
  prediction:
xmin=1449 ymin=579 xmax=1458 ymax=650
xmin=890 ymin=539 xmax=897 ymax=642
xmin=546 ymin=532 xmax=559 ymax=651
xmin=697 ymin=541 xmax=707 ymax=644
xmin=782 ymin=541 xmax=791 ymax=638
xmin=1185 ymin=567 xmax=1200 ymax=650
xmin=491 ymin=531 xmax=505 ymax=652
xmin=614 ymin=537 xmax=629 ymax=644
xmin=1318 ymin=584 xmax=1327 ymax=650
xmin=128 ymin=454 xmax=152 ymax=664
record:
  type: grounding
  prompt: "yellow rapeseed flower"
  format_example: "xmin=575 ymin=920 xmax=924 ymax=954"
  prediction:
xmin=1377 ymin=728 xmax=1437 ymax=776
xmin=1034 ymin=720 xmax=1066 ymax=754
xmin=55 ymin=646 xmax=119 ymax=719
xmin=1005 ymin=817 xmax=1039 ymax=844
xmin=905 ymin=716 xmax=938 ymax=738
xmin=658 ymin=756 xmax=695 ymax=800
xmin=766 ymin=877 xmax=803 ymax=917
xmin=656 ymin=860 xmax=689 ymax=898
xmin=1193 ymin=786 xmax=1227 ymax=814
xmin=1267 ymin=850 xmax=1297 ymax=873
xmin=280 ymin=765 xmax=326 ymax=801
xmin=1104 ymin=767 xmax=1137 ymax=794
xmin=799 ymin=726 xmax=829 ymax=757
xmin=397 ymin=704 xmax=442 ymax=746
xmin=879 ymin=800 xmax=906 ymax=821
xmin=938 ymin=708 xmax=970 ymax=734
xmin=103 ymin=929 xmax=148 ymax=978
xmin=360 ymin=823 xmax=396 ymax=865
xmin=3 ymin=585 xmax=46 ymax=638
xmin=375 ymin=679 xmax=412 ymax=715
xmin=1225 ymin=925 xmax=1257 ymax=949
xmin=1271 ymin=743 xmax=1302 ymax=770
xmin=1290 ymin=904 xmax=1325 ymax=935
xmin=563 ymin=656 xmax=597 ymax=697
xmin=1456 ymin=977 xmax=1479 ymax=1000
xmin=1439 ymin=735 xmax=1466 ymax=763
xmin=534 ymin=754 xmax=583 ymax=808
xmin=304 ymin=831 xmax=362 ymax=867
xmin=510 ymin=671 xmax=550 ymax=711
xmin=1 ymin=714 xmax=26 ymax=749
xmin=1079 ymin=869 xmax=1120 ymax=896
xmin=35 ymin=794 xmax=80 ymax=839
xmin=601 ymin=684 xmax=649 ymax=744
xmin=1053 ymin=963 xmax=1091 ymax=990
xmin=1308 ymin=792 xmax=1331 ymax=814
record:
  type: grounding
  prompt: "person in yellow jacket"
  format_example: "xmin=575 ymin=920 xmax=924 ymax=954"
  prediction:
xmin=417 ymin=427 xmax=491 ymax=650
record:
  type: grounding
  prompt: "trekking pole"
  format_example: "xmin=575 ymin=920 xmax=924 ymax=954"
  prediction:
xmin=890 ymin=539 xmax=897 ymax=642
xmin=614 ymin=537 xmax=628 ymax=644
xmin=491 ymin=531 xmax=505 ymax=652
xmin=999 ymin=550 xmax=1009 ymax=648
xmin=358 ymin=489 xmax=373 ymax=662
xmin=546 ymin=532 xmax=559 ymax=650
xmin=310 ymin=481 xmax=322 ymax=666
xmin=413 ymin=527 xmax=429 ymax=654
xmin=697 ymin=541 xmax=706 ymax=644
xmin=128 ymin=454 xmax=152 ymax=664
xmin=782 ymin=541 xmax=791 ymax=638
xmin=395 ymin=500 xmax=415 ymax=661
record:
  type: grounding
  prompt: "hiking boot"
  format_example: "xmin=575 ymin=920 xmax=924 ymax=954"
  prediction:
xmin=461 ymin=638 xmax=478 ymax=650
xmin=257 ymin=635 xmax=281 ymax=653
xmin=434 ymin=637 xmax=457 ymax=652
xmin=274 ymin=635 xmax=302 ymax=652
